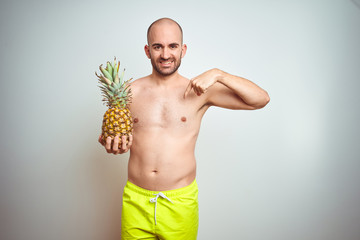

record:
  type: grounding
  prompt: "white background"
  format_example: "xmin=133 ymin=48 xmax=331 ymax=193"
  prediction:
xmin=1 ymin=0 xmax=360 ymax=239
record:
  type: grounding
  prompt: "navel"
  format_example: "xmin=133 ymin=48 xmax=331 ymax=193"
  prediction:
xmin=181 ymin=116 xmax=187 ymax=122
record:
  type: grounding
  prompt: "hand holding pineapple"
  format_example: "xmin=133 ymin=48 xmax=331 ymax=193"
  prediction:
xmin=98 ymin=134 xmax=133 ymax=154
xmin=96 ymin=57 xmax=133 ymax=154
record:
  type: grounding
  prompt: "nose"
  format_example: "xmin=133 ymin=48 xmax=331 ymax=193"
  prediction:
xmin=161 ymin=47 xmax=170 ymax=59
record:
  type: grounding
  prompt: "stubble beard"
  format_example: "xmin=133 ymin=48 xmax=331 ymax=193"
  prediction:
xmin=150 ymin=53 xmax=182 ymax=76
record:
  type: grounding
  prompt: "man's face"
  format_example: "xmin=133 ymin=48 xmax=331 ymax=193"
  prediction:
xmin=145 ymin=22 xmax=186 ymax=76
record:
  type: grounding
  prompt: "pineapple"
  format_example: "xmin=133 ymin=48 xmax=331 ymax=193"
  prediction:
xmin=96 ymin=57 xmax=133 ymax=146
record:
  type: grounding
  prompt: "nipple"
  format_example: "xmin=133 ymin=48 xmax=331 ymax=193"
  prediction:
xmin=181 ymin=116 xmax=187 ymax=122
xmin=134 ymin=117 xmax=139 ymax=123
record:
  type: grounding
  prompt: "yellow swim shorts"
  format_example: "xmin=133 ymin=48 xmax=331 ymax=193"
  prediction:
xmin=121 ymin=179 xmax=199 ymax=240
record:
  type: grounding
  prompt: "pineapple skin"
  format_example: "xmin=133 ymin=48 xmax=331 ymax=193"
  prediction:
xmin=101 ymin=107 xmax=133 ymax=146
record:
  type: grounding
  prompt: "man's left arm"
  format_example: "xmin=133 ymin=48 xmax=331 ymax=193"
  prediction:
xmin=184 ymin=68 xmax=270 ymax=110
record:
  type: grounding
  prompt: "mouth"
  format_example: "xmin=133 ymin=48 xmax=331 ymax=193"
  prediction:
xmin=160 ymin=60 xmax=174 ymax=67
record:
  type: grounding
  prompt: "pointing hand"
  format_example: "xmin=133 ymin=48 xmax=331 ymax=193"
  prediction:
xmin=184 ymin=68 xmax=221 ymax=98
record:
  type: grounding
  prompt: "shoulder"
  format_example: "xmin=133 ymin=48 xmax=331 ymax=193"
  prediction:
xmin=129 ymin=75 xmax=151 ymax=91
xmin=178 ymin=74 xmax=191 ymax=87
xmin=130 ymin=75 xmax=149 ymax=85
xmin=179 ymin=74 xmax=190 ymax=82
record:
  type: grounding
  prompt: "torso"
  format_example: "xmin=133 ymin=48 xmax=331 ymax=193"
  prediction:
xmin=128 ymin=74 xmax=209 ymax=191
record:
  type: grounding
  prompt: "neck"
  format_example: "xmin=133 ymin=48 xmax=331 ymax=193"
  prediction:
xmin=150 ymin=69 xmax=181 ymax=85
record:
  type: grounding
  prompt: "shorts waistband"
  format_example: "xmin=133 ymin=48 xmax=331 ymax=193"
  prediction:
xmin=125 ymin=179 xmax=197 ymax=198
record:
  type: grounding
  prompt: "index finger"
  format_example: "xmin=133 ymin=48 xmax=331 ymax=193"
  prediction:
xmin=184 ymin=79 xmax=193 ymax=99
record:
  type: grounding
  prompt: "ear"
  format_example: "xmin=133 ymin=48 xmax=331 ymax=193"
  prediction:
xmin=181 ymin=44 xmax=187 ymax=58
xmin=144 ymin=45 xmax=151 ymax=59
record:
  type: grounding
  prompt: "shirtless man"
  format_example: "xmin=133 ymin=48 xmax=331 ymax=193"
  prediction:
xmin=99 ymin=18 xmax=269 ymax=239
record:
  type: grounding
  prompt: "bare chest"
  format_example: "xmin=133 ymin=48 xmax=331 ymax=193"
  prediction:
xmin=129 ymin=91 xmax=201 ymax=129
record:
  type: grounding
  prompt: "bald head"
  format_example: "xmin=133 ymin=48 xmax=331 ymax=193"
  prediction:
xmin=147 ymin=18 xmax=183 ymax=45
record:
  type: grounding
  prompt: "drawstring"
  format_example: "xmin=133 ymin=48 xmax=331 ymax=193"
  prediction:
xmin=150 ymin=192 xmax=173 ymax=225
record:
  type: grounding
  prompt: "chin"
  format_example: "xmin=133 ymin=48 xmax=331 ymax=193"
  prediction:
xmin=154 ymin=66 xmax=177 ymax=76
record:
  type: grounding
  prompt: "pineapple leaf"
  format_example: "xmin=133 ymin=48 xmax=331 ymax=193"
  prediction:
xmin=108 ymin=85 xmax=116 ymax=92
xmin=120 ymin=69 xmax=125 ymax=84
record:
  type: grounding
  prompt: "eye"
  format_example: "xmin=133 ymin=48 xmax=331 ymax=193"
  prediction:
xmin=153 ymin=45 xmax=162 ymax=50
xmin=170 ymin=44 xmax=178 ymax=49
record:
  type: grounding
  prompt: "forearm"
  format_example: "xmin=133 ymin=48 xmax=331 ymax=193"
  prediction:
xmin=215 ymin=68 xmax=270 ymax=109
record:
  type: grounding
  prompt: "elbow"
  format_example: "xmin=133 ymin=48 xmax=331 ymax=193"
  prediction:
xmin=263 ymin=91 xmax=270 ymax=106
xmin=254 ymin=91 xmax=270 ymax=109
